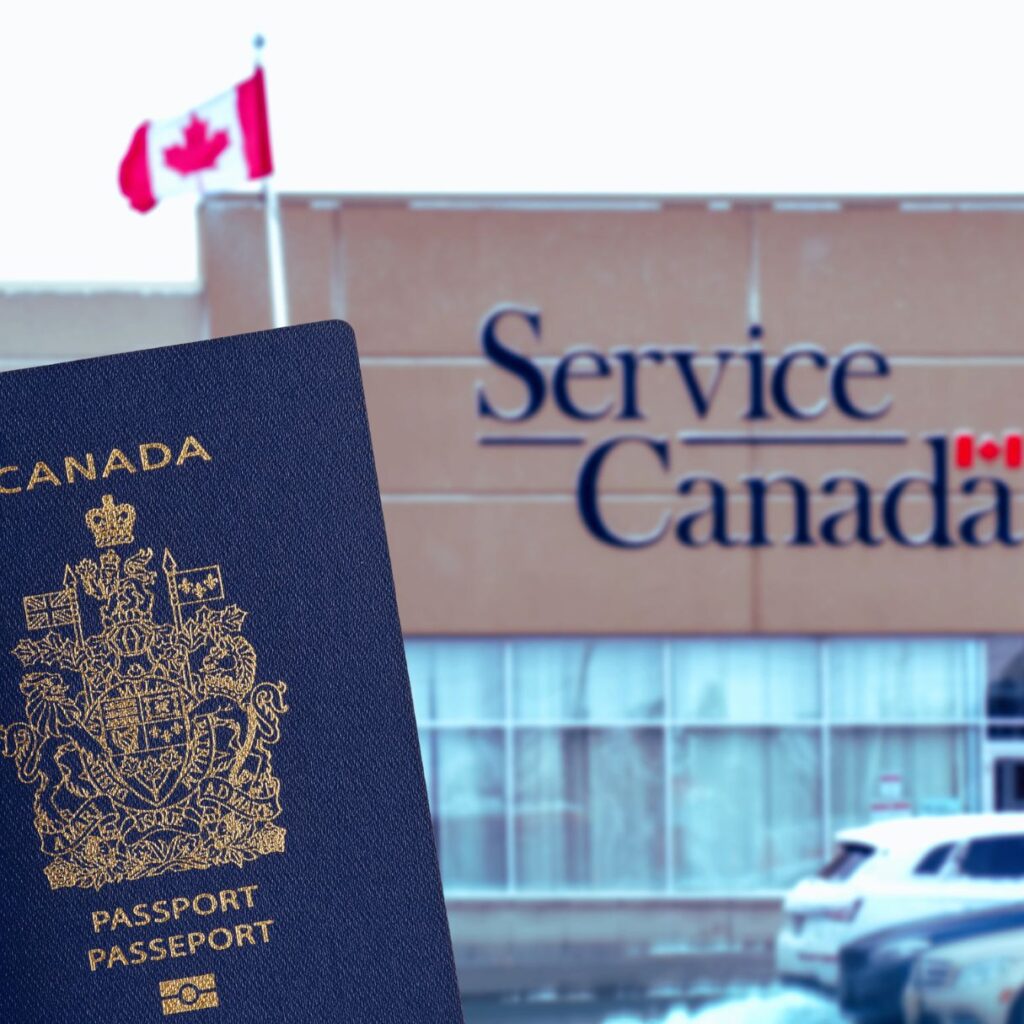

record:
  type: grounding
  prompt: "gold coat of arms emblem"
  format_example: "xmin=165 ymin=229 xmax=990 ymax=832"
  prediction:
xmin=1 ymin=494 xmax=288 ymax=891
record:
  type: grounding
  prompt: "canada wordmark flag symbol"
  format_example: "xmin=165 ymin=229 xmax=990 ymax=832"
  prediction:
xmin=119 ymin=68 xmax=272 ymax=213
xmin=954 ymin=430 xmax=1024 ymax=469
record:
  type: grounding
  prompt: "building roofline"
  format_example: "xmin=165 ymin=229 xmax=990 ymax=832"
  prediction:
xmin=201 ymin=191 xmax=1024 ymax=212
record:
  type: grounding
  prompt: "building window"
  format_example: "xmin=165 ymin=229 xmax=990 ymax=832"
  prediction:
xmin=407 ymin=640 xmax=504 ymax=722
xmin=419 ymin=728 xmax=507 ymax=890
xmin=829 ymin=727 xmax=978 ymax=833
xmin=408 ymin=640 xmax=506 ymax=890
xmin=672 ymin=729 xmax=822 ymax=891
xmin=987 ymin=638 xmax=1024 ymax=738
xmin=515 ymin=727 xmax=664 ymax=891
xmin=669 ymin=638 xmax=820 ymax=722
xmin=828 ymin=639 xmax=982 ymax=722
xmin=512 ymin=639 xmax=663 ymax=722
xmin=407 ymin=636 xmax=985 ymax=896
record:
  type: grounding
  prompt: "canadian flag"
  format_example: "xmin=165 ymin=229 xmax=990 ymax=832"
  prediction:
xmin=119 ymin=68 xmax=273 ymax=213
xmin=954 ymin=430 xmax=1024 ymax=469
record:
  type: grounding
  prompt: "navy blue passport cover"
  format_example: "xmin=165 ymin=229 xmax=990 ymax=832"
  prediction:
xmin=0 ymin=321 xmax=463 ymax=1023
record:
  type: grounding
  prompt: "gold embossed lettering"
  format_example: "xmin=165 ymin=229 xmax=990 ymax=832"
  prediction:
xmin=219 ymin=889 xmax=240 ymax=913
xmin=193 ymin=893 xmax=217 ymax=916
xmin=139 ymin=442 xmax=172 ymax=471
xmin=101 ymin=448 xmax=136 ymax=478
xmin=0 ymin=466 xmax=20 ymax=494
xmin=110 ymin=907 xmax=132 ymax=931
xmin=27 ymin=461 xmax=61 ymax=490
xmin=64 ymin=453 xmax=97 ymax=484
xmin=176 ymin=435 xmax=212 ymax=465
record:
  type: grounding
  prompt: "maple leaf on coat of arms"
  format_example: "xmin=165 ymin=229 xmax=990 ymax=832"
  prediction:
xmin=163 ymin=114 xmax=230 ymax=176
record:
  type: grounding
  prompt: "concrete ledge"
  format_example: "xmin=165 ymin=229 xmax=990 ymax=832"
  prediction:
xmin=448 ymin=898 xmax=783 ymax=997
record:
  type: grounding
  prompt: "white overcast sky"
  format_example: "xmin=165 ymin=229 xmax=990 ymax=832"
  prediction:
xmin=3 ymin=1 xmax=1023 ymax=284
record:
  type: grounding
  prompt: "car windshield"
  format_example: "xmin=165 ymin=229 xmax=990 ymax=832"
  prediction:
xmin=819 ymin=842 xmax=875 ymax=880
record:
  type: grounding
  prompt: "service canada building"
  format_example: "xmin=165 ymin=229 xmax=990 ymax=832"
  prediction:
xmin=8 ymin=195 xmax=1024 ymax=991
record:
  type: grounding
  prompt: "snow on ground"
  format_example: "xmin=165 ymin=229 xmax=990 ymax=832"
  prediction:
xmin=604 ymin=989 xmax=842 ymax=1024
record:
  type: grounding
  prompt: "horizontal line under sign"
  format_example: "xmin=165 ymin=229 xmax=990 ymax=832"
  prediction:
xmin=680 ymin=431 xmax=910 ymax=446
xmin=478 ymin=435 xmax=586 ymax=447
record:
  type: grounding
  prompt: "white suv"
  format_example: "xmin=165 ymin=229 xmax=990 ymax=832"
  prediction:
xmin=776 ymin=814 xmax=1024 ymax=990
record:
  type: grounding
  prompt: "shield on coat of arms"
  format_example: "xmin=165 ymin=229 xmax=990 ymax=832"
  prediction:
xmin=99 ymin=679 xmax=192 ymax=806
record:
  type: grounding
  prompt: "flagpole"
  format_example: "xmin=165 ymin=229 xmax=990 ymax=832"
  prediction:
xmin=253 ymin=34 xmax=289 ymax=329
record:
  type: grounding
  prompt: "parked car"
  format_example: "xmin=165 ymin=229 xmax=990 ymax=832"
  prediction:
xmin=777 ymin=814 xmax=1024 ymax=990
xmin=904 ymin=925 xmax=1024 ymax=1024
xmin=838 ymin=902 xmax=1024 ymax=1023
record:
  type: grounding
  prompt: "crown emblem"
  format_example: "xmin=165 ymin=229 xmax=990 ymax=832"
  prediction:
xmin=85 ymin=494 xmax=136 ymax=548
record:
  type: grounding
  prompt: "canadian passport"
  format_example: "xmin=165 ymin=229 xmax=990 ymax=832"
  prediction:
xmin=0 ymin=321 xmax=463 ymax=1022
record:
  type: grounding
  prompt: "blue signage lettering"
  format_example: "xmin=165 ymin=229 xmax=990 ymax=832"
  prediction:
xmin=477 ymin=304 xmax=1020 ymax=551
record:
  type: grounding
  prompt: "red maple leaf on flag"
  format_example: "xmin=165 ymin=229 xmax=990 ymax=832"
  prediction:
xmin=163 ymin=113 xmax=230 ymax=176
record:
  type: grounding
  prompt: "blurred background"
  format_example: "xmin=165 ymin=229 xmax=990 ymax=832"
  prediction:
xmin=6 ymin=4 xmax=1024 ymax=1022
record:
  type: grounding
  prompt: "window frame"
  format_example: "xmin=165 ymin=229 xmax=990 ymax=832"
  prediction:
xmin=409 ymin=635 xmax=986 ymax=900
